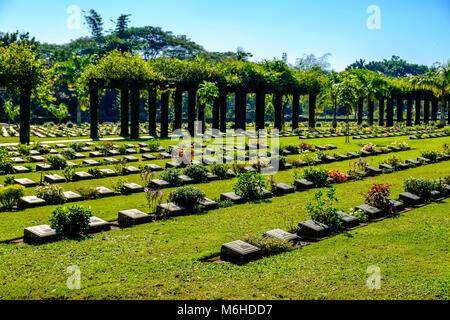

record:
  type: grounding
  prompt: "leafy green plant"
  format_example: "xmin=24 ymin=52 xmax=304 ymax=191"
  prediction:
xmin=183 ymin=164 xmax=209 ymax=183
xmin=49 ymin=205 xmax=92 ymax=238
xmin=302 ymin=166 xmax=329 ymax=187
xmin=111 ymin=177 xmax=127 ymax=194
xmin=0 ymin=185 xmax=25 ymax=210
xmin=36 ymin=183 xmax=67 ymax=205
xmin=243 ymin=235 xmax=295 ymax=256
xmin=3 ymin=175 xmax=16 ymax=186
xmin=210 ymin=163 xmax=229 ymax=180
xmin=282 ymin=144 xmax=300 ymax=154
xmin=60 ymin=148 xmax=76 ymax=160
xmin=88 ymin=167 xmax=105 ymax=178
xmin=144 ymin=188 xmax=165 ymax=214
xmin=69 ymin=142 xmax=86 ymax=152
xmin=62 ymin=166 xmax=75 ymax=182
xmin=75 ymin=186 xmax=100 ymax=200
xmin=169 ymin=186 xmax=205 ymax=212
xmin=306 ymin=187 xmax=343 ymax=232
xmin=46 ymin=155 xmax=67 ymax=169
xmin=420 ymin=150 xmax=438 ymax=163
xmin=160 ymin=168 xmax=182 ymax=186
xmin=147 ymin=139 xmax=160 ymax=152
xmin=403 ymin=177 xmax=444 ymax=201
xmin=348 ymin=208 xmax=369 ymax=223
xmin=233 ymin=171 xmax=266 ymax=201
xmin=360 ymin=183 xmax=393 ymax=214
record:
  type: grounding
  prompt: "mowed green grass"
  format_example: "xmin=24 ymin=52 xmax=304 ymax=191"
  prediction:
xmin=0 ymin=135 xmax=449 ymax=299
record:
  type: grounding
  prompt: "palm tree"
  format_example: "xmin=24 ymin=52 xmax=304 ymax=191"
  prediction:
xmin=55 ymin=54 xmax=95 ymax=126
xmin=317 ymin=71 xmax=340 ymax=128
xmin=410 ymin=60 xmax=450 ymax=127
xmin=335 ymin=75 xmax=359 ymax=143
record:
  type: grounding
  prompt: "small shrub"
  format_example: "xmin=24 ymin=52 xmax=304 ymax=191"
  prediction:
xmin=0 ymin=158 xmax=14 ymax=175
xmin=118 ymin=145 xmax=127 ymax=155
xmin=298 ymin=151 xmax=318 ymax=166
xmin=97 ymin=142 xmax=113 ymax=156
xmin=69 ymin=142 xmax=86 ymax=152
xmin=243 ymin=235 xmax=294 ymax=256
xmin=183 ymin=164 xmax=209 ymax=183
xmin=17 ymin=145 xmax=30 ymax=156
xmin=3 ymin=175 xmax=16 ymax=186
xmin=0 ymin=185 xmax=25 ymax=210
xmin=306 ymin=187 xmax=343 ymax=232
xmin=348 ymin=208 xmax=369 ymax=223
xmin=233 ymin=171 xmax=266 ymax=201
xmin=46 ymin=155 xmax=67 ymax=169
xmin=88 ymin=167 xmax=105 ymax=179
xmin=214 ymin=197 xmax=233 ymax=208
xmin=210 ymin=163 xmax=229 ymax=180
xmin=360 ymin=183 xmax=393 ymax=214
xmin=36 ymin=184 xmax=67 ymax=205
xmin=75 ymin=186 xmax=100 ymax=200
xmin=282 ymin=144 xmax=300 ymax=154
xmin=420 ymin=150 xmax=438 ymax=163
xmin=60 ymin=148 xmax=76 ymax=160
xmin=49 ymin=205 xmax=92 ymax=238
xmin=232 ymin=162 xmax=246 ymax=174
xmin=403 ymin=177 xmax=444 ymax=201
xmin=111 ymin=177 xmax=127 ymax=194
xmin=379 ymin=154 xmax=402 ymax=169
xmin=160 ymin=168 xmax=182 ymax=186
xmin=62 ymin=166 xmax=75 ymax=182
xmin=328 ymin=170 xmax=348 ymax=183
xmin=169 ymin=186 xmax=205 ymax=212
xmin=302 ymin=166 xmax=329 ymax=187
xmin=147 ymin=139 xmax=160 ymax=152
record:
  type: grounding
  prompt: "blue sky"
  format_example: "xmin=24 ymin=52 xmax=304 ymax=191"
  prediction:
xmin=0 ymin=0 xmax=448 ymax=70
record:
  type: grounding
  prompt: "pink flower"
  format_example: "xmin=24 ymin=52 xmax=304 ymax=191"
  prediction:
xmin=144 ymin=188 xmax=149 ymax=193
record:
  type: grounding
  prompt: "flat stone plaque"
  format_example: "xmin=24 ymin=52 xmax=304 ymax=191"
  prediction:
xmin=20 ymin=195 xmax=46 ymax=208
xmin=272 ymin=183 xmax=295 ymax=196
xmin=165 ymin=161 xmax=183 ymax=169
xmin=379 ymin=164 xmax=394 ymax=170
xmin=14 ymin=178 xmax=37 ymax=188
xmin=355 ymin=204 xmax=383 ymax=219
xmin=389 ymin=199 xmax=405 ymax=212
xmin=83 ymin=159 xmax=100 ymax=166
xmin=124 ymin=156 xmax=139 ymax=162
xmin=89 ymin=216 xmax=110 ymax=233
xmin=149 ymin=179 xmax=170 ymax=189
xmin=405 ymin=159 xmax=420 ymax=166
xmin=96 ymin=186 xmax=114 ymax=197
xmin=157 ymin=202 xmax=186 ymax=217
xmin=63 ymin=191 xmax=83 ymax=202
xmin=179 ymin=175 xmax=195 ymax=184
xmin=74 ymin=153 xmax=86 ymax=159
xmin=89 ymin=151 xmax=103 ymax=158
xmin=297 ymin=220 xmax=331 ymax=241
xmin=366 ymin=166 xmax=383 ymax=176
xmin=118 ymin=209 xmax=151 ymax=227
xmin=123 ymin=183 xmax=144 ymax=194
xmin=108 ymin=150 xmax=120 ymax=156
xmin=13 ymin=166 xmax=31 ymax=174
xmin=159 ymin=152 xmax=171 ymax=159
xmin=399 ymin=192 xmax=423 ymax=206
xmin=24 ymin=225 xmax=60 ymax=244
xmin=264 ymin=229 xmax=300 ymax=243
xmin=198 ymin=198 xmax=219 ymax=210
xmin=10 ymin=157 xmax=25 ymax=163
xmin=145 ymin=164 xmax=163 ymax=171
xmin=35 ymin=163 xmax=53 ymax=171
xmin=103 ymin=157 xmax=119 ymax=164
xmin=294 ymin=179 xmax=314 ymax=191
xmin=30 ymin=156 xmax=45 ymax=162
xmin=74 ymin=171 xmax=93 ymax=181
xmin=220 ymin=192 xmax=244 ymax=204
xmin=44 ymin=174 xmax=65 ymax=184
xmin=123 ymin=166 xmax=141 ymax=175
xmin=142 ymin=154 xmax=157 ymax=161
xmin=221 ymin=240 xmax=262 ymax=263
xmin=337 ymin=211 xmax=359 ymax=228
xmin=99 ymin=168 xmax=117 ymax=177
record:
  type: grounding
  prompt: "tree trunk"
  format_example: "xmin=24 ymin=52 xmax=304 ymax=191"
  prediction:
xmin=76 ymin=101 xmax=81 ymax=127
xmin=212 ymin=97 xmax=220 ymax=130
xmin=130 ymin=88 xmax=140 ymax=139
xmin=148 ymin=87 xmax=157 ymax=136
xmin=219 ymin=90 xmax=227 ymax=133
xmin=255 ymin=90 xmax=265 ymax=132
xmin=188 ymin=89 xmax=196 ymax=136
xmin=386 ymin=98 xmax=394 ymax=127
xmin=197 ymin=103 xmax=205 ymax=134
xmin=368 ymin=99 xmax=374 ymax=125
xmin=308 ymin=93 xmax=316 ymax=128
xmin=160 ymin=91 xmax=169 ymax=138
xmin=357 ymin=97 xmax=364 ymax=125
xmin=431 ymin=97 xmax=438 ymax=122
xmin=406 ymin=97 xmax=413 ymax=126
xmin=292 ymin=92 xmax=299 ymax=131
xmin=396 ymin=97 xmax=403 ymax=123
xmin=89 ymin=83 xmax=98 ymax=139
xmin=415 ymin=98 xmax=421 ymax=125
xmin=274 ymin=93 xmax=282 ymax=130
xmin=19 ymin=87 xmax=31 ymax=145
xmin=378 ymin=98 xmax=385 ymax=126
xmin=423 ymin=99 xmax=430 ymax=124
xmin=174 ymin=89 xmax=182 ymax=131
xmin=120 ymin=89 xmax=129 ymax=137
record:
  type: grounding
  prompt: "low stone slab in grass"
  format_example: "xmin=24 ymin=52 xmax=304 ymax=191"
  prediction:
xmin=10 ymin=157 xmax=25 ymax=163
xmin=149 ymin=179 xmax=170 ymax=189
xmin=159 ymin=152 xmax=172 ymax=159
xmin=323 ymin=155 xmax=336 ymax=163
xmin=44 ymin=174 xmax=65 ymax=184
xmin=63 ymin=191 xmax=83 ymax=202
xmin=294 ymin=179 xmax=314 ymax=191
xmin=221 ymin=240 xmax=262 ymax=263
xmin=138 ymin=143 xmax=148 ymax=148
xmin=206 ymin=173 xmax=219 ymax=181
xmin=326 ymin=144 xmax=337 ymax=150
xmin=123 ymin=166 xmax=140 ymax=175
xmin=315 ymin=145 xmax=326 ymax=151
xmin=347 ymin=152 xmax=360 ymax=158
xmin=202 ymin=157 xmax=217 ymax=165
xmin=337 ymin=211 xmax=359 ymax=228
xmin=88 ymin=216 xmax=110 ymax=233
xmin=397 ymin=162 xmax=409 ymax=170
xmin=360 ymin=150 xmax=372 ymax=157
xmin=297 ymin=220 xmax=331 ymax=241
xmin=73 ymin=171 xmax=93 ymax=181
xmin=24 ymin=225 xmax=60 ymax=244
xmin=399 ymin=192 xmax=423 ymax=206
xmin=140 ymin=148 xmax=152 ymax=153
xmin=103 ymin=157 xmax=119 ymax=164
xmin=108 ymin=150 xmax=120 ymax=156
xmin=142 ymin=154 xmax=157 ymax=161
xmin=258 ymin=188 xmax=273 ymax=199
xmin=95 ymin=186 xmax=115 ymax=198
xmin=81 ymin=147 xmax=92 ymax=152
xmin=165 ymin=161 xmax=183 ymax=169
xmin=389 ymin=199 xmax=405 ymax=212
xmin=389 ymin=146 xmax=402 ymax=152
xmin=145 ymin=164 xmax=163 ymax=172
xmin=366 ymin=166 xmax=383 ymax=176
xmin=220 ymin=192 xmax=244 ymax=204
xmin=124 ymin=155 xmax=139 ymax=162
xmin=417 ymin=157 xmax=431 ymax=164
xmin=13 ymin=166 xmax=31 ymax=174
xmin=405 ymin=159 xmax=420 ymax=166
xmin=89 ymin=151 xmax=103 ymax=158
xmin=157 ymin=202 xmax=187 ymax=217
xmin=83 ymin=159 xmax=100 ymax=166
xmin=263 ymin=229 xmax=300 ymax=243
xmin=123 ymin=183 xmax=144 ymax=194
xmin=118 ymin=209 xmax=151 ymax=227
xmin=30 ymin=155 xmax=46 ymax=162
xmin=272 ymin=183 xmax=295 ymax=196
xmin=379 ymin=164 xmax=394 ymax=170
xmin=126 ymin=149 xmax=138 ymax=155
xmin=355 ymin=204 xmax=383 ymax=219
xmin=99 ymin=168 xmax=117 ymax=177
xmin=74 ymin=153 xmax=86 ymax=159
xmin=179 ymin=175 xmax=195 ymax=184
xmin=198 ymin=198 xmax=219 ymax=210
xmin=20 ymin=196 xmax=46 ymax=208
xmin=36 ymin=163 xmax=53 ymax=171
xmin=14 ymin=178 xmax=37 ymax=188
xmin=124 ymin=144 xmax=135 ymax=149
xmin=55 ymin=144 xmax=66 ymax=148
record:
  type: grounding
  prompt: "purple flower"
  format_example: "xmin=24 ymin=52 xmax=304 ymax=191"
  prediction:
xmin=144 ymin=188 xmax=149 ymax=193
xmin=152 ymin=171 xmax=156 ymax=175
xmin=159 ymin=191 xmax=164 ymax=195
xmin=152 ymin=190 xmax=156 ymax=194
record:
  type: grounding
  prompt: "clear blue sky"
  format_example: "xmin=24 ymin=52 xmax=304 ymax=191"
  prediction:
xmin=0 ymin=0 xmax=449 ymax=70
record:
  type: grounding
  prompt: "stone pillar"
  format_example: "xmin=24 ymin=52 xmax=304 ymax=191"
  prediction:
xmin=130 ymin=88 xmax=140 ymax=139
xmin=148 ymin=87 xmax=157 ymax=136
xmin=274 ymin=93 xmax=283 ymax=130
xmin=368 ymin=99 xmax=374 ymax=125
xmin=431 ymin=97 xmax=438 ymax=122
xmin=173 ymin=88 xmax=182 ymax=131
xmin=255 ymin=90 xmax=265 ymax=131
xmin=235 ymin=91 xmax=246 ymax=131
xmin=188 ymin=89 xmax=196 ymax=136
xmin=415 ymin=98 xmax=421 ymax=125
xmin=378 ymin=98 xmax=385 ymax=126
xmin=219 ymin=90 xmax=227 ymax=133
xmin=357 ymin=97 xmax=364 ymax=125
xmin=386 ymin=98 xmax=394 ymax=127
xmin=197 ymin=102 xmax=205 ymax=134
xmin=212 ymin=97 xmax=220 ymax=130
xmin=160 ymin=91 xmax=169 ymax=138
xmin=308 ymin=93 xmax=316 ymax=128
xmin=292 ymin=92 xmax=299 ymax=130
xmin=120 ymin=89 xmax=129 ymax=137
xmin=423 ymin=99 xmax=430 ymax=124
xmin=406 ymin=97 xmax=413 ymax=126
xmin=19 ymin=87 xmax=32 ymax=144
xmin=396 ymin=97 xmax=403 ymax=123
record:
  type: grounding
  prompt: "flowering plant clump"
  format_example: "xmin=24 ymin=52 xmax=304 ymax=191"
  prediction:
xmin=144 ymin=188 xmax=165 ymax=214
xmin=298 ymin=142 xmax=316 ymax=152
xmin=328 ymin=170 xmax=348 ymax=183
xmin=98 ymin=141 xmax=113 ymax=156
xmin=354 ymin=157 xmax=368 ymax=171
xmin=361 ymin=143 xmax=377 ymax=152
xmin=360 ymin=183 xmax=394 ymax=214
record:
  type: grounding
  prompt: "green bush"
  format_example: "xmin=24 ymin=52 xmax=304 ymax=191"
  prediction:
xmin=36 ymin=183 xmax=67 ymax=205
xmin=306 ymin=187 xmax=343 ymax=232
xmin=3 ymin=175 xmax=16 ymax=186
xmin=420 ymin=150 xmax=438 ymax=163
xmin=46 ymin=155 xmax=67 ymax=169
xmin=160 ymin=168 xmax=182 ymax=186
xmin=244 ymin=235 xmax=294 ymax=256
xmin=0 ymin=185 xmax=25 ymax=210
xmin=282 ymin=144 xmax=300 ymax=154
xmin=88 ymin=167 xmax=105 ymax=178
xmin=183 ymin=164 xmax=209 ymax=183
xmin=210 ymin=163 xmax=229 ymax=180
xmin=49 ymin=205 xmax=92 ymax=238
xmin=69 ymin=142 xmax=86 ymax=152
xmin=233 ymin=171 xmax=266 ymax=201
xmin=169 ymin=186 xmax=205 ymax=212
xmin=75 ymin=186 xmax=100 ymax=200
xmin=403 ymin=177 xmax=444 ymax=201
xmin=302 ymin=166 xmax=329 ymax=187
xmin=147 ymin=139 xmax=160 ymax=152
xmin=61 ymin=148 xmax=76 ymax=160
xmin=62 ymin=166 xmax=75 ymax=182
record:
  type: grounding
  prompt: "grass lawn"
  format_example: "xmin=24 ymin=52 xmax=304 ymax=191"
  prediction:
xmin=0 ymin=135 xmax=449 ymax=300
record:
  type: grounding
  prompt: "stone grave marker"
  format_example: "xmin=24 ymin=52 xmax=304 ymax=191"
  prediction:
xmin=337 ymin=211 xmax=359 ymax=228
xmin=63 ymin=191 xmax=83 ymax=202
xmin=220 ymin=192 xmax=244 ymax=204
xmin=118 ymin=209 xmax=151 ymax=227
xmin=20 ymin=195 xmax=46 ymax=208
xmin=263 ymin=229 xmax=300 ymax=243
xmin=96 ymin=186 xmax=115 ymax=198
xmin=355 ymin=204 xmax=383 ymax=219
xmin=14 ymin=178 xmax=37 ymax=188
xmin=89 ymin=216 xmax=110 ymax=233
xmin=297 ymin=220 xmax=331 ymax=241
xmin=221 ymin=240 xmax=262 ymax=263
xmin=24 ymin=225 xmax=60 ymax=244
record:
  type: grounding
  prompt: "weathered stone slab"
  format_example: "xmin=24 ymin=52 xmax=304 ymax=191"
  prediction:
xmin=157 ymin=202 xmax=187 ymax=217
xmin=20 ymin=196 xmax=46 ymax=208
xmin=123 ymin=183 xmax=144 ymax=194
xmin=81 ymin=147 xmax=92 ymax=152
xmin=44 ymin=174 xmax=65 ymax=184
xmin=149 ymin=179 xmax=170 ymax=189
xmin=389 ymin=199 xmax=405 ymax=212
xmin=220 ymin=192 xmax=244 ymax=204
xmin=88 ymin=216 xmax=110 ymax=233
xmin=142 ymin=154 xmax=157 ymax=161
xmin=221 ymin=240 xmax=262 ymax=263
xmin=145 ymin=164 xmax=163 ymax=172
xmin=95 ymin=186 xmax=114 ymax=197
xmin=323 ymin=155 xmax=336 ymax=163
xmin=35 ymin=163 xmax=53 ymax=171
xmin=347 ymin=152 xmax=359 ymax=158
xmin=206 ymin=173 xmax=219 ymax=181
xmin=14 ymin=178 xmax=37 ymax=188
xmin=294 ymin=179 xmax=314 ymax=191
xmin=123 ymin=166 xmax=141 ymax=175
xmin=10 ymin=157 xmax=25 ymax=163
xmin=83 ymin=159 xmax=100 ymax=166
xmin=355 ymin=204 xmax=383 ymax=219
xmin=165 ymin=161 xmax=183 ymax=169
xmin=405 ymin=159 xmax=420 ymax=166
xmin=399 ymin=192 xmax=423 ymax=205
xmin=179 ymin=175 xmax=195 ymax=184
xmin=74 ymin=171 xmax=93 ymax=181
xmin=103 ymin=157 xmax=119 ymax=164
xmin=360 ymin=150 xmax=372 ymax=157
xmin=63 ymin=191 xmax=83 ymax=202
xmin=297 ymin=220 xmax=331 ymax=241
xmin=397 ymin=162 xmax=409 ymax=170
xmin=13 ymin=165 xmax=31 ymax=174
xmin=198 ymin=198 xmax=219 ymax=210
xmin=30 ymin=155 xmax=46 ymax=162
xmin=379 ymin=164 xmax=394 ymax=170
xmin=272 ymin=183 xmax=295 ymax=196
xmin=315 ymin=145 xmax=326 ymax=151
xmin=202 ymin=157 xmax=217 ymax=165
xmin=159 ymin=152 xmax=172 ymax=159
xmin=264 ymin=229 xmax=300 ymax=243
xmin=89 ymin=151 xmax=103 ymax=158
xmin=124 ymin=155 xmax=139 ymax=162
xmin=337 ymin=211 xmax=359 ymax=228
xmin=366 ymin=166 xmax=383 ymax=176
xmin=108 ymin=150 xmax=121 ymax=156
xmin=417 ymin=157 xmax=431 ymax=164
xmin=24 ymin=225 xmax=60 ymax=244
xmin=118 ymin=209 xmax=151 ymax=227
xmin=99 ymin=168 xmax=117 ymax=177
